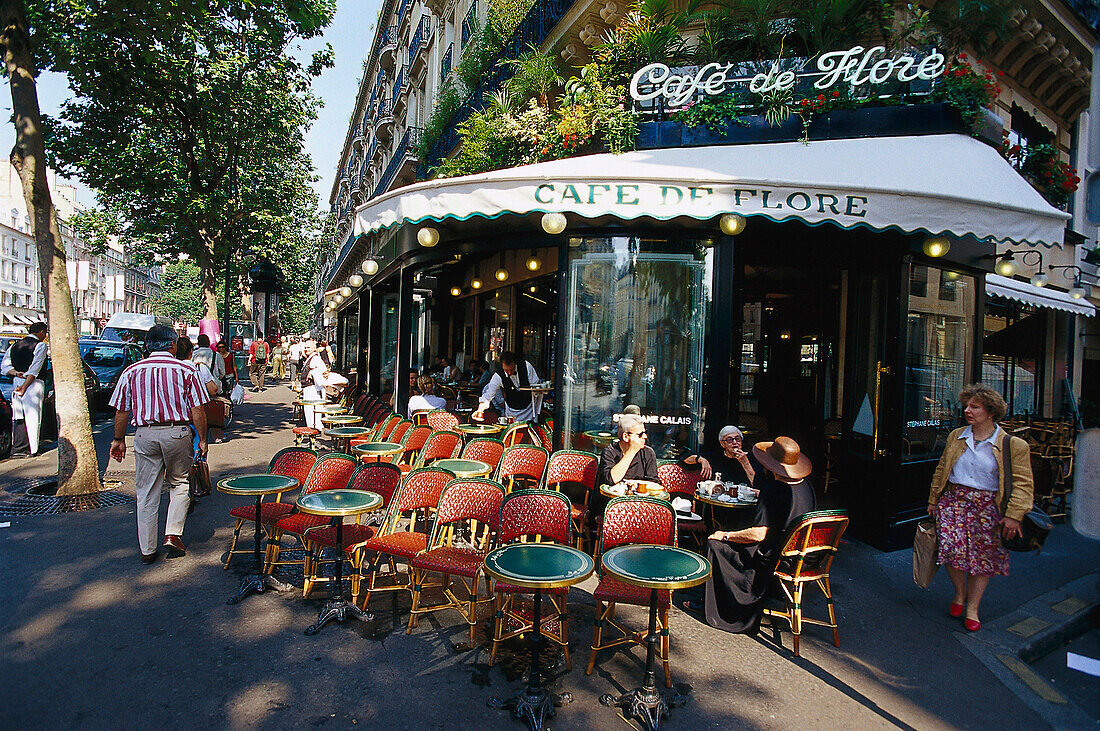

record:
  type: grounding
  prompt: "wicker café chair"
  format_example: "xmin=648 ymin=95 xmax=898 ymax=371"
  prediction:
xmin=408 ymin=430 xmax=462 ymax=471
xmin=489 ymin=489 xmax=575 ymax=667
xmin=372 ymin=413 xmax=401 ymax=441
xmin=586 ymin=496 xmax=678 ymax=688
xmin=223 ymin=447 xmax=317 ymax=569
xmin=405 ymin=478 xmax=506 ymax=642
xmin=496 ymin=444 xmax=550 ymax=493
xmin=426 ymin=409 xmax=460 ymax=432
xmin=461 ymin=437 xmax=506 ymax=473
xmin=533 ymin=423 xmax=554 ymax=452
xmin=544 ymin=450 xmax=598 ymax=550
xmin=301 ymin=461 xmax=403 ymax=602
xmin=265 ymin=452 xmax=359 ymax=581
xmin=412 ymin=410 xmax=431 ymax=427
xmin=394 ymin=425 xmax=432 ymax=468
xmin=762 ymin=510 xmax=849 ymax=657
xmin=357 ymin=467 xmax=455 ymax=609
xmin=656 ymin=461 xmax=707 ymax=547
xmin=501 ymin=423 xmax=531 ymax=447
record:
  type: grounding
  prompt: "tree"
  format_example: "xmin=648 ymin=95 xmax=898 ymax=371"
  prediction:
xmin=150 ymin=260 xmax=203 ymax=324
xmin=1 ymin=0 xmax=100 ymax=495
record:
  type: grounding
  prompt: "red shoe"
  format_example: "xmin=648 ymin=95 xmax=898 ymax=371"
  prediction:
xmin=949 ymin=602 xmax=965 ymax=618
xmin=964 ymin=617 xmax=981 ymax=632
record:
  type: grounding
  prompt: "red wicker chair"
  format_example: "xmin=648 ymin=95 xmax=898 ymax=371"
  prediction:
xmin=372 ymin=413 xmax=401 ymax=441
xmin=357 ymin=466 xmax=455 ymax=608
xmin=762 ymin=510 xmax=849 ymax=657
xmin=586 ymin=496 xmax=678 ymax=687
xmin=388 ymin=419 xmax=413 ymax=445
xmin=461 ymin=437 xmax=505 ymax=472
xmin=657 ymin=461 xmax=707 ymax=547
xmin=406 ymin=478 xmax=506 ymax=642
xmin=534 ymin=423 xmax=554 ymax=451
xmin=394 ymin=425 xmax=432 ymax=468
xmin=266 ymin=453 xmax=359 ymax=582
xmin=301 ymin=461 xmax=403 ymax=601
xmin=501 ymin=423 xmax=531 ymax=447
xmin=409 ymin=430 xmax=462 ymax=471
xmin=489 ymin=489 xmax=575 ymax=667
xmin=426 ymin=409 xmax=460 ymax=432
xmin=411 ymin=410 xmax=431 ymax=427
xmin=223 ymin=447 xmax=317 ymax=569
xmin=496 ymin=444 xmax=549 ymax=493
xmin=545 ymin=450 xmax=599 ymax=550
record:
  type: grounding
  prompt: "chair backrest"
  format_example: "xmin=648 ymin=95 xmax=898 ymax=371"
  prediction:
xmin=417 ymin=430 xmax=462 ymax=466
xmin=374 ymin=413 xmax=400 ymax=439
xmin=426 ymin=409 xmax=460 ymax=432
xmin=301 ymin=452 xmax=359 ymax=496
xmin=349 ymin=461 xmax=403 ymax=510
xmin=497 ymin=489 xmax=572 ymax=546
xmin=501 ymin=423 xmax=529 ymax=447
xmin=598 ymin=496 xmax=677 ymax=555
xmin=412 ymin=410 xmax=430 ymax=427
xmin=382 ymin=466 xmax=456 ymax=535
xmin=545 ymin=450 xmax=598 ymax=507
xmin=497 ymin=444 xmax=550 ymax=491
xmin=656 ymin=461 xmax=702 ymax=497
xmin=774 ymin=510 xmax=849 ymax=576
xmin=389 ymin=419 xmax=413 ymax=443
xmin=364 ymin=402 xmax=387 ymax=426
xmin=429 ymin=478 xmax=506 ymax=551
xmin=399 ymin=425 xmax=433 ymax=462
xmin=353 ymin=394 xmax=372 ymax=418
xmin=461 ymin=437 xmax=505 ymax=471
xmin=534 ymin=423 xmax=554 ymax=451
xmin=268 ymin=447 xmax=318 ymax=489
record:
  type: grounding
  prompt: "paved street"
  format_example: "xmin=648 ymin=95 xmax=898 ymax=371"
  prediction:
xmin=1 ymin=384 xmax=1097 ymax=729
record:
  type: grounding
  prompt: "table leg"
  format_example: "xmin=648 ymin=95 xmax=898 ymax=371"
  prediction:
xmin=228 ymin=495 xmax=291 ymax=605
xmin=487 ymin=588 xmax=573 ymax=731
xmin=600 ymin=588 xmax=690 ymax=731
xmin=305 ymin=519 xmax=374 ymax=635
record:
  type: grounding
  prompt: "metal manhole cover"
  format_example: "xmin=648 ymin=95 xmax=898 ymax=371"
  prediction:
xmin=0 ymin=477 xmax=135 ymax=517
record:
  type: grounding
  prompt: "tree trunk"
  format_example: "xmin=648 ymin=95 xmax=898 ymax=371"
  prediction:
xmin=2 ymin=0 xmax=101 ymax=495
xmin=200 ymin=262 xmax=218 ymax=320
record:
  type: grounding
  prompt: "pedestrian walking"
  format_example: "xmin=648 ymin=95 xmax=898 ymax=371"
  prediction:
xmin=109 ymin=325 xmax=210 ymax=564
xmin=272 ymin=338 xmax=287 ymax=380
xmin=193 ymin=334 xmax=224 ymax=382
xmin=287 ymin=336 xmax=302 ymax=384
xmin=1 ymin=322 xmax=49 ymax=456
xmin=248 ymin=332 xmax=269 ymax=392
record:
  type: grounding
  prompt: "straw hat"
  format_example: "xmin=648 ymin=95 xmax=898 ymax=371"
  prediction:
xmin=752 ymin=436 xmax=812 ymax=481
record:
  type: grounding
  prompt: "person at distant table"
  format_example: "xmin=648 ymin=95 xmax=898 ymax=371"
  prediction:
xmin=680 ymin=425 xmax=756 ymax=485
xmin=473 ymin=351 xmax=542 ymax=423
xmin=408 ymin=375 xmax=447 ymax=418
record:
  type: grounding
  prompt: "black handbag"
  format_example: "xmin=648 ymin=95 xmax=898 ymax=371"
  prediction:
xmin=1000 ymin=434 xmax=1053 ymax=552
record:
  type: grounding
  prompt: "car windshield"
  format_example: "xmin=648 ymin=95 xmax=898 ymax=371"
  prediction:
xmin=80 ymin=344 xmax=126 ymax=366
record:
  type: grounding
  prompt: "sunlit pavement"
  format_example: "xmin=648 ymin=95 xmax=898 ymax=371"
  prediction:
xmin=1 ymin=382 xmax=1097 ymax=728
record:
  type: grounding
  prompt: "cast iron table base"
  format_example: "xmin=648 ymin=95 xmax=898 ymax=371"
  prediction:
xmin=227 ymin=495 xmax=293 ymax=605
xmin=304 ymin=520 xmax=375 ymax=635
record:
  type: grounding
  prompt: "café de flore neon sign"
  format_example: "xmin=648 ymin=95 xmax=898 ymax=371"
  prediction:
xmin=630 ymin=45 xmax=946 ymax=106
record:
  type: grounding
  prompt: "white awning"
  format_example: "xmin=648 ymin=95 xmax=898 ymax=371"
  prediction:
xmin=354 ymin=133 xmax=1070 ymax=247
xmin=986 ymin=274 xmax=1096 ymax=316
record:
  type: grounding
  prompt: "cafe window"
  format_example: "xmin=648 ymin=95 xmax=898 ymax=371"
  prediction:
xmin=340 ymin=305 xmax=358 ymax=372
xmin=981 ymin=300 xmax=1043 ymax=416
xmin=561 ymin=235 xmax=712 ymax=458
xmin=379 ymin=292 xmax=399 ymax=395
xmin=903 ymin=265 xmax=976 ymax=462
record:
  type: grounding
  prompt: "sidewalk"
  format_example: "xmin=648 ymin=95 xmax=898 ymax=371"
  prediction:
xmin=1 ymin=384 xmax=1096 ymax=729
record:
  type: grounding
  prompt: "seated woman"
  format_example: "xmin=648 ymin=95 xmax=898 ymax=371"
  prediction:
xmin=680 ymin=425 xmax=756 ymax=485
xmin=407 ymin=375 xmax=446 ymax=418
xmin=695 ymin=436 xmax=816 ymax=633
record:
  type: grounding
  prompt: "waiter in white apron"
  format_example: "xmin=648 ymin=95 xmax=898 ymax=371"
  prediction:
xmin=2 ymin=322 xmax=49 ymax=456
xmin=473 ymin=350 xmax=542 ymax=424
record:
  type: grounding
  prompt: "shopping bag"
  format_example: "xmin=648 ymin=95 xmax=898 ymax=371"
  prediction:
xmin=204 ymin=397 xmax=230 ymax=428
xmin=230 ymin=383 xmax=245 ymax=404
xmin=912 ymin=518 xmax=939 ymax=589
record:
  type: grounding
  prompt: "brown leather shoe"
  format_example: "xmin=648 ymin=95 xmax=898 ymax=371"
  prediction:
xmin=164 ymin=535 xmax=186 ymax=558
xmin=141 ymin=550 xmax=160 ymax=565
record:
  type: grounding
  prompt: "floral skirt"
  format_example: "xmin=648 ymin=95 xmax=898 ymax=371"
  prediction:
xmin=935 ymin=483 xmax=1009 ymax=577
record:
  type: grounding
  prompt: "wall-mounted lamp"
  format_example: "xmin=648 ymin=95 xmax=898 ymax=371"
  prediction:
xmin=1049 ymin=264 xmax=1092 ymax=299
xmin=450 ymin=286 xmax=462 ymax=296
xmin=494 ymin=252 xmax=509 ymax=282
xmin=719 ymin=213 xmax=747 ymax=236
xmin=1019 ymin=250 xmax=1046 ymax=287
xmin=525 ymin=250 xmax=542 ymax=271
xmin=417 ymin=226 xmax=440 ymax=247
xmin=348 ymin=274 xmax=364 ymax=288
xmin=471 ymin=278 xmax=483 ymax=290
xmin=339 ymin=286 xmax=352 ymax=297
xmin=541 ymin=212 xmax=567 ymax=235
xmin=922 ymin=236 xmax=950 ymax=258
xmin=334 ymin=294 xmax=345 ymax=305
xmin=362 ymin=258 xmax=380 ymax=276
xmin=984 ymin=251 xmax=1018 ymax=277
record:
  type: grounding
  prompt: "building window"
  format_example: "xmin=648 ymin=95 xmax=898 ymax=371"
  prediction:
xmin=982 ymin=300 xmax=1044 ymax=416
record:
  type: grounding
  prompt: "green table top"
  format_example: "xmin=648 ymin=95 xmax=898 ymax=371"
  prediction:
xmin=217 ymin=473 xmax=299 ymax=496
xmin=297 ymin=398 xmax=327 ymax=405
xmin=601 ymin=544 xmax=711 ymax=590
xmin=321 ymin=414 xmax=363 ymax=424
xmin=315 ymin=405 xmax=347 ymax=414
xmin=296 ymin=489 xmax=382 ymax=517
xmin=457 ymin=423 xmax=503 ymax=435
xmin=584 ymin=429 xmax=616 ymax=445
xmin=353 ymin=441 xmax=403 ymax=456
xmin=484 ymin=543 xmax=595 ymax=589
xmin=324 ymin=426 xmax=373 ymax=438
xmin=433 ymin=458 xmax=491 ymax=478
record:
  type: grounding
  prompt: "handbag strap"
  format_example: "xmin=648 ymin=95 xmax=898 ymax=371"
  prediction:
xmin=1000 ymin=431 xmax=1012 ymax=516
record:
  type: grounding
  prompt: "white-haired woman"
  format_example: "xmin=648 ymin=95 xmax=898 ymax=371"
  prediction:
xmin=681 ymin=425 xmax=755 ymax=485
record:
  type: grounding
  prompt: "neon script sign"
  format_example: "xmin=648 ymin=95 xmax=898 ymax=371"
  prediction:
xmin=629 ymin=45 xmax=946 ymax=105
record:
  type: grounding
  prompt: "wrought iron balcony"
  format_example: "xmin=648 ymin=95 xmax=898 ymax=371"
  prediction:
xmin=396 ymin=0 xmax=412 ymax=29
xmin=461 ymin=4 xmax=476 ymax=47
xmin=409 ymin=16 xmax=430 ymax=69
xmin=352 ymin=122 xmax=367 ymax=149
xmin=392 ymin=65 xmax=406 ymax=101
xmin=373 ymin=126 xmax=424 ymax=199
xmin=440 ymin=43 xmax=453 ymax=87
xmin=375 ymin=95 xmax=394 ymax=138
xmin=378 ymin=24 xmax=398 ymax=69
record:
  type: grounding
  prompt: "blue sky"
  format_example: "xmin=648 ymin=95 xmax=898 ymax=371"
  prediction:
xmin=0 ymin=0 xmax=381 ymax=211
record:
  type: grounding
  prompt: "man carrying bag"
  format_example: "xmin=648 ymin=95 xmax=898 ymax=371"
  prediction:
xmin=248 ymin=332 xmax=269 ymax=392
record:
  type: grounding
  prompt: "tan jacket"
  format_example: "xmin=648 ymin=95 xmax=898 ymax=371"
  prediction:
xmin=928 ymin=427 xmax=1034 ymax=521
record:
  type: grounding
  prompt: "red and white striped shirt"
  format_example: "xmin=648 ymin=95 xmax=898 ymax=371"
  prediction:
xmin=109 ymin=352 xmax=209 ymax=426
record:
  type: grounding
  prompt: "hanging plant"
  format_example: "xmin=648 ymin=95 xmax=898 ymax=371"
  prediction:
xmin=932 ymin=53 xmax=1001 ymax=134
xmin=1020 ymin=143 xmax=1080 ymax=209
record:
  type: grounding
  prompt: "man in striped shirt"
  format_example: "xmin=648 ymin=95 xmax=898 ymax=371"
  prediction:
xmin=109 ymin=325 xmax=209 ymax=563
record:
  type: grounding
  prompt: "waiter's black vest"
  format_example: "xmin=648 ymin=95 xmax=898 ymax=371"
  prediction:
xmin=10 ymin=335 xmax=39 ymax=372
xmin=496 ymin=362 xmax=532 ymax=410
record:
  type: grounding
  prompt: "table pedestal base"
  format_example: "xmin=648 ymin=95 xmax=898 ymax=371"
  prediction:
xmin=488 ymin=687 xmax=573 ymax=731
xmin=599 ymin=686 xmax=690 ymax=731
xmin=304 ymin=599 xmax=374 ymax=635
xmin=227 ymin=573 xmax=293 ymax=605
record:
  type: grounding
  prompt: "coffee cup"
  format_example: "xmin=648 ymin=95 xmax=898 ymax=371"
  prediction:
xmin=738 ymin=484 xmax=755 ymax=501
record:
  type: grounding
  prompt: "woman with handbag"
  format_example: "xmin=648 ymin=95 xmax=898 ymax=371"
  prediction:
xmin=927 ymin=384 xmax=1033 ymax=631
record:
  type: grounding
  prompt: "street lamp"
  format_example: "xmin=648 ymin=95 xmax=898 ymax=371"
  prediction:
xmin=719 ymin=213 xmax=746 ymax=236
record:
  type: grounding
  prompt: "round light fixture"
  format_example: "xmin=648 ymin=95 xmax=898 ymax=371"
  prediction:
xmin=362 ymin=259 xmax=379 ymax=275
xmin=349 ymin=274 xmax=364 ymax=288
xmin=417 ymin=226 xmax=439 ymax=247
xmin=525 ymin=254 xmax=542 ymax=271
xmin=334 ymin=294 xmax=344 ymax=304
xmin=994 ymin=257 xmax=1018 ymax=277
xmin=719 ymin=213 xmax=747 ymax=236
xmin=1070 ymin=284 xmax=1088 ymax=299
xmin=471 ymin=278 xmax=482 ymax=289
xmin=942 ymin=270 xmax=962 ymax=282
xmin=339 ymin=286 xmax=352 ymax=297
xmin=1029 ymin=272 xmax=1049 ymax=288
xmin=922 ymin=237 xmax=950 ymax=258
xmin=567 ymin=236 xmax=583 ymax=248
xmin=529 ymin=285 xmax=537 ymax=293
xmin=450 ymin=286 xmax=462 ymax=296
xmin=541 ymin=212 xmax=567 ymax=235
xmin=495 ymin=267 xmax=509 ymax=282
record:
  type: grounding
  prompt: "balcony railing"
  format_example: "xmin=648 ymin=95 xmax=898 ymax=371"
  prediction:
xmin=440 ymin=43 xmax=453 ymax=86
xmin=373 ymin=126 xmax=424 ymax=198
xmin=392 ymin=65 xmax=406 ymax=101
xmin=409 ymin=16 xmax=430 ymax=67
xmin=396 ymin=0 xmax=412 ymax=28
xmin=461 ymin=4 xmax=475 ymax=47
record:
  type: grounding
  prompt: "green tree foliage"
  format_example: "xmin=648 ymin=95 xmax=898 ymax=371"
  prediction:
xmin=150 ymin=260 xmax=203 ymax=324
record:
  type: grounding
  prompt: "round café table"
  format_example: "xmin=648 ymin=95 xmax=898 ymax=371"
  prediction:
xmin=218 ymin=474 xmax=300 ymax=605
xmin=598 ymin=545 xmax=711 ymax=731
xmin=599 ymin=482 xmax=670 ymax=502
xmin=694 ymin=489 xmax=758 ymax=531
xmin=353 ymin=441 xmax=403 ymax=462
xmin=432 ymin=458 xmax=492 ymax=478
xmin=484 ymin=543 xmax=595 ymax=731
xmin=324 ymin=426 xmax=372 ymax=455
xmin=320 ymin=414 xmax=363 ymax=427
xmin=584 ymin=430 xmax=616 ymax=452
xmin=457 ymin=423 xmax=504 ymax=441
xmin=315 ymin=404 xmax=348 ymax=416
xmin=297 ymin=489 xmax=383 ymax=635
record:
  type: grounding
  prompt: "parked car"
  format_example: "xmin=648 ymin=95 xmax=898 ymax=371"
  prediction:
xmin=0 ymin=359 xmax=101 ymax=446
xmin=79 ymin=339 xmax=143 ymax=407
xmin=100 ymin=312 xmax=173 ymax=352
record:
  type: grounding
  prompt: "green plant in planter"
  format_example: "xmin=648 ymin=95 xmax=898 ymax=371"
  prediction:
xmin=932 ymin=53 xmax=1000 ymax=135
xmin=1020 ymin=143 xmax=1081 ymax=209
xmin=672 ymin=95 xmax=750 ymax=135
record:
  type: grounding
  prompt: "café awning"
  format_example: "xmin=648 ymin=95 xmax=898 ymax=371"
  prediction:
xmin=985 ymin=273 xmax=1096 ymax=317
xmin=353 ymin=133 xmax=1070 ymax=247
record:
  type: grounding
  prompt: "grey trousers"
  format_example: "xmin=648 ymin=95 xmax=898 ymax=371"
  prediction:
xmin=133 ymin=424 xmax=194 ymax=555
